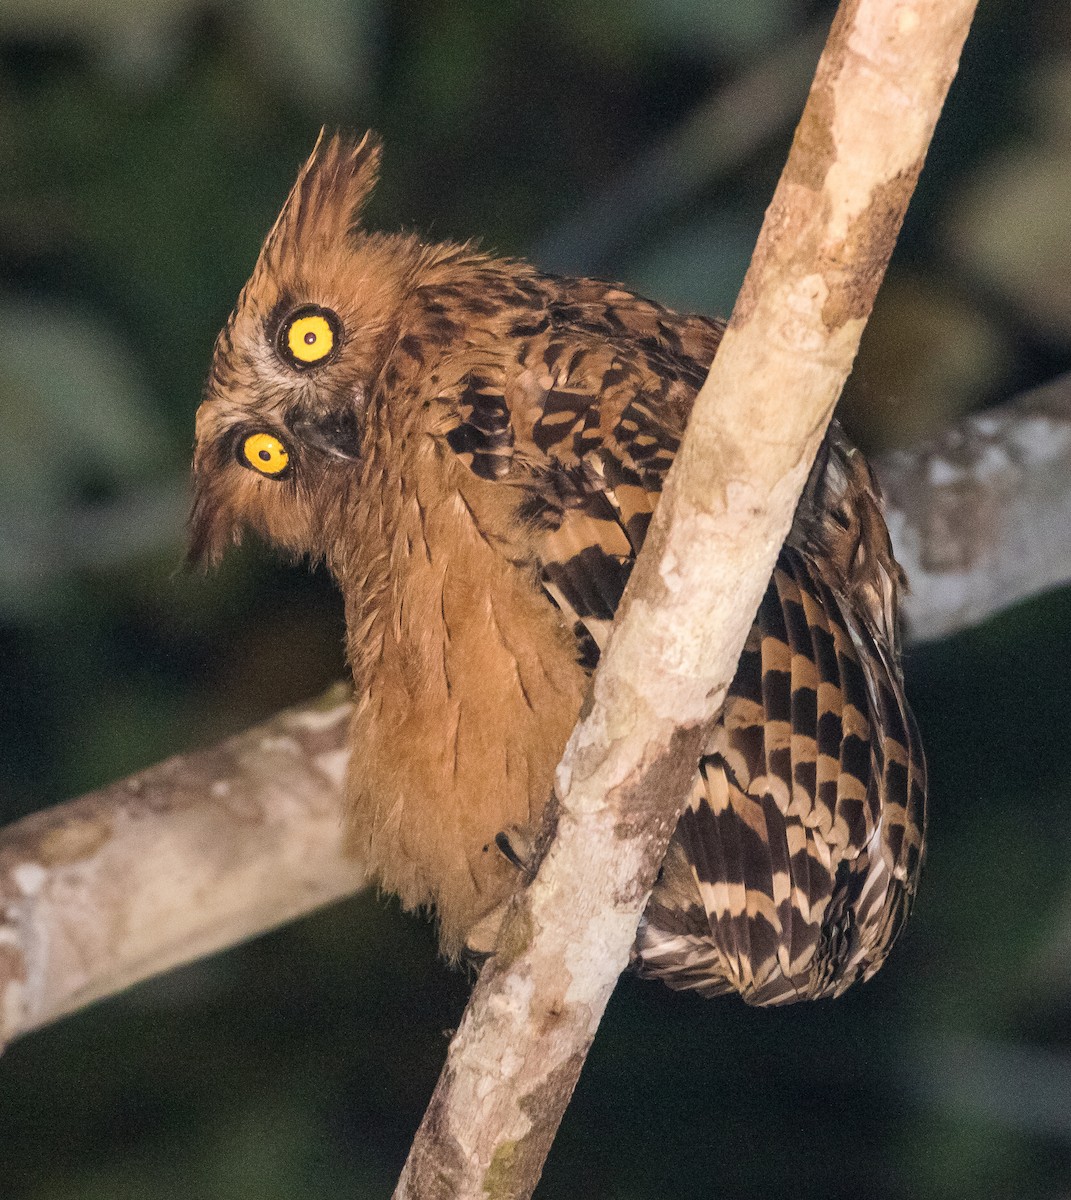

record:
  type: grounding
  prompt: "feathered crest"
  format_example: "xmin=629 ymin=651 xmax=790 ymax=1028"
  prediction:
xmin=260 ymin=129 xmax=382 ymax=264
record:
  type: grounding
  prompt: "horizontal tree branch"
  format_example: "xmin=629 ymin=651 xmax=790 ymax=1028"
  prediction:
xmin=0 ymin=684 xmax=362 ymax=1046
xmin=0 ymin=348 xmax=1060 ymax=1058
xmin=879 ymin=369 xmax=1071 ymax=643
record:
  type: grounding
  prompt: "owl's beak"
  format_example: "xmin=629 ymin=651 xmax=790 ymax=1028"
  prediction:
xmin=286 ymin=406 xmax=362 ymax=461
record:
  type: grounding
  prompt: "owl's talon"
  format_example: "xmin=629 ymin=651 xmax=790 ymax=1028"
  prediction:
xmin=494 ymin=824 xmax=537 ymax=872
xmin=464 ymin=902 xmax=509 ymax=959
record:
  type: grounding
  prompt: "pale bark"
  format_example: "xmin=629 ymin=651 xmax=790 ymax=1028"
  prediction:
xmin=879 ymin=370 xmax=1071 ymax=643
xmin=394 ymin=3 xmax=979 ymax=1198
xmin=0 ymin=684 xmax=361 ymax=1047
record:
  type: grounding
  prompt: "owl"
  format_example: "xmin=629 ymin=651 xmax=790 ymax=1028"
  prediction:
xmin=189 ymin=131 xmax=925 ymax=1005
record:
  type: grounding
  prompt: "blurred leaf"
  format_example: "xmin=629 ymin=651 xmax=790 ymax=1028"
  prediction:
xmin=630 ymin=0 xmax=793 ymax=60
xmin=946 ymin=53 xmax=1071 ymax=343
xmin=0 ymin=296 xmax=166 ymax=477
xmin=0 ymin=295 xmax=174 ymax=613
xmin=0 ymin=0 xmax=378 ymax=100
xmin=949 ymin=143 xmax=1071 ymax=343
xmin=841 ymin=271 xmax=1012 ymax=450
xmin=26 ymin=1096 xmax=391 ymax=1200
xmin=236 ymin=0 xmax=379 ymax=107
xmin=622 ymin=208 xmax=757 ymax=316
xmin=0 ymin=0 xmax=192 ymax=80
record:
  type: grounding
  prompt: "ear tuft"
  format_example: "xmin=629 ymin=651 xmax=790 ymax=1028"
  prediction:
xmin=263 ymin=129 xmax=384 ymax=258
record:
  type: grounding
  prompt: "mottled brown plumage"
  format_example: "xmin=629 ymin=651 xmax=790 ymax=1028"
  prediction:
xmin=190 ymin=131 xmax=926 ymax=1004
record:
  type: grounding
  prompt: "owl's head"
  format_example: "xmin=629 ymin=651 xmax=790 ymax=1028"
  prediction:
xmin=189 ymin=130 xmax=423 ymax=567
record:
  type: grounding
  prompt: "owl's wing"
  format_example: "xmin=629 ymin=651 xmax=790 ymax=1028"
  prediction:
xmin=437 ymin=304 xmax=925 ymax=1003
xmin=637 ymin=535 xmax=925 ymax=1004
xmin=509 ymin=330 xmax=696 ymax=659
xmin=545 ymin=406 xmax=923 ymax=1002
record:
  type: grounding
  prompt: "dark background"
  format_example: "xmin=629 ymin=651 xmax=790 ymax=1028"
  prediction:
xmin=3 ymin=1 xmax=1071 ymax=1196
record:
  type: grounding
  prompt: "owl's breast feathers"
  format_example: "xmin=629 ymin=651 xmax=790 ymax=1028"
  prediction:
xmin=342 ymin=262 xmax=924 ymax=1002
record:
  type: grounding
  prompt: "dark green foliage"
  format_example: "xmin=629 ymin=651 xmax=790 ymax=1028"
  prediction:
xmin=2 ymin=1 xmax=1071 ymax=1195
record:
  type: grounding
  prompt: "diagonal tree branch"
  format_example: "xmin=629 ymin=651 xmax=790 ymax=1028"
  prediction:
xmin=393 ymin=2 xmax=979 ymax=1197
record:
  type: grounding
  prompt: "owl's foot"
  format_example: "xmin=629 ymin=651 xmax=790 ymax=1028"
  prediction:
xmin=463 ymin=825 xmax=540 ymax=959
xmin=463 ymin=903 xmax=508 ymax=959
xmin=494 ymin=824 xmax=537 ymax=872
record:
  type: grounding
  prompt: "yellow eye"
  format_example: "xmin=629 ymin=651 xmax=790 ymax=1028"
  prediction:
xmin=241 ymin=432 xmax=290 ymax=476
xmin=281 ymin=307 xmax=339 ymax=367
